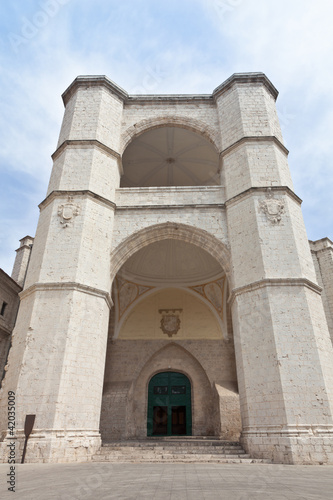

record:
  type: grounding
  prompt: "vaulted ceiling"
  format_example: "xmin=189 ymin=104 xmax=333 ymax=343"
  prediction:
xmin=120 ymin=239 xmax=223 ymax=286
xmin=121 ymin=126 xmax=220 ymax=187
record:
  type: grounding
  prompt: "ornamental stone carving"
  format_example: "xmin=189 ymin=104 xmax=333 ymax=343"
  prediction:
xmin=116 ymin=276 xmax=153 ymax=319
xmin=190 ymin=277 xmax=225 ymax=319
xmin=57 ymin=197 xmax=80 ymax=227
xmin=259 ymin=189 xmax=284 ymax=224
xmin=159 ymin=309 xmax=182 ymax=337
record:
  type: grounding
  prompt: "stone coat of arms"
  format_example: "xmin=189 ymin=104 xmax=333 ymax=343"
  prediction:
xmin=259 ymin=189 xmax=284 ymax=224
xmin=159 ymin=309 xmax=182 ymax=337
xmin=58 ymin=198 xmax=80 ymax=228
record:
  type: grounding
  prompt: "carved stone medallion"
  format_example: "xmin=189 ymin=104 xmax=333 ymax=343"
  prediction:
xmin=58 ymin=197 xmax=80 ymax=228
xmin=159 ymin=309 xmax=182 ymax=337
xmin=259 ymin=189 xmax=284 ymax=224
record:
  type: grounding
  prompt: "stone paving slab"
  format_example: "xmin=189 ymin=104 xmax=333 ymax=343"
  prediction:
xmin=0 ymin=463 xmax=333 ymax=499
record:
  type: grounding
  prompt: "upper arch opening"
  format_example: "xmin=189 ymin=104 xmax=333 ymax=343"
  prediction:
xmin=121 ymin=126 xmax=220 ymax=187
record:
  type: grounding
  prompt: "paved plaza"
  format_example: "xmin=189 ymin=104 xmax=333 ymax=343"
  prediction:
xmin=0 ymin=463 xmax=332 ymax=499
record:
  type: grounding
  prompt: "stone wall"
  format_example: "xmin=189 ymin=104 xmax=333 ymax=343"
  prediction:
xmin=117 ymin=287 xmax=224 ymax=340
xmin=113 ymin=194 xmax=228 ymax=252
xmin=1 ymin=73 xmax=333 ymax=464
xmin=310 ymin=238 xmax=333 ymax=341
xmin=100 ymin=284 xmax=239 ymax=441
xmin=0 ymin=270 xmax=21 ymax=384
xmin=101 ymin=339 xmax=239 ymax=440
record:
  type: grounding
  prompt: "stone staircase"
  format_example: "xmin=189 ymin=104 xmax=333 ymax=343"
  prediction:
xmin=92 ymin=437 xmax=270 ymax=463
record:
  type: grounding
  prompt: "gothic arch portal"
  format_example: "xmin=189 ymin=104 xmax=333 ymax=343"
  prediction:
xmin=125 ymin=343 xmax=215 ymax=438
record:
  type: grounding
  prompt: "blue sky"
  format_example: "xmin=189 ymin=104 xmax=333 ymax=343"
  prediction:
xmin=1 ymin=0 xmax=332 ymax=274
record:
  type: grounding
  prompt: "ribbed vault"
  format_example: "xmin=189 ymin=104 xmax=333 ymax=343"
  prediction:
xmin=121 ymin=126 xmax=220 ymax=187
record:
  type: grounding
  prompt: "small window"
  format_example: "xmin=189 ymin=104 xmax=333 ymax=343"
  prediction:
xmin=0 ymin=301 xmax=7 ymax=316
xmin=153 ymin=386 xmax=168 ymax=395
xmin=171 ymin=386 xmax=186 ymax=395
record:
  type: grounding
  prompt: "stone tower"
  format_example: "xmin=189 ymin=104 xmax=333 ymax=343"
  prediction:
xmin=1 ymin=73 xmax=333 ymax=464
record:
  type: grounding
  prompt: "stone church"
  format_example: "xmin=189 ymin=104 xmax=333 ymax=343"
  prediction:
xmin=1 ymin=72 xmax=333 ymax=464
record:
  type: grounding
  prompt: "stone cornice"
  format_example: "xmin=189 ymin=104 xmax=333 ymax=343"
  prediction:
xmin=242 ymin=424 xmax=333 ymax=437
xmin=52 ymin=139 xmax=121 ymax=162
xmin=220 ymin=136 xmax=289 ymax=158
xmin=117 ymin=186 xmax=224 ymax=194
xmin=126 ymin=95 xmax=213 ymax=104
xmin=62 ymin=75 xmax=128 ymax=105
xmin=225 ymin=186 xmax=302 ymax=208
xmin=61 ymin=73 xmax=278 ymax=107
xmin=228 ymin=277 xmax=322 ymax=305
xmin=20 ymin=282 xmax=113 ymax=309
xmin=15 ymin=244 xmax=32 ymax=253
xmin=213 ymin=72 xmax=279 ymax=101
xmin=116 ymin=203 xmax=225 ymax=211
xmin=19 ymin=235 xmax=34 ymax=243
xmin=309 ymin=237 xmax=333 ymax=254
xmin=62 ymin=76 xmax=213 ymax=105
xmin=39 ymin=190 xmax=116 ymax=211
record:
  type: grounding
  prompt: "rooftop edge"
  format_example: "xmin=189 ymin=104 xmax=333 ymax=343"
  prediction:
xmin=61 ymin=72 xmax=278 ymax=105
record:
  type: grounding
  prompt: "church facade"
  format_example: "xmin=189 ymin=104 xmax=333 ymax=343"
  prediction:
xmin=1 ymin=72 xmax=333 ymax=464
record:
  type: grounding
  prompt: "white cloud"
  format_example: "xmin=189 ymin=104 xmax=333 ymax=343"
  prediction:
xmin=1 ymin=0 xmax=332 ymax=274
xmin=200 ymin=0 xmax=333 ymax=240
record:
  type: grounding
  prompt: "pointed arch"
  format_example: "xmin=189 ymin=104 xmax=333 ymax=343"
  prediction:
xmin=125 ymin=342 xmax=215 ymax=437
xmin=133 ymin=341 xmax=212 ymax=385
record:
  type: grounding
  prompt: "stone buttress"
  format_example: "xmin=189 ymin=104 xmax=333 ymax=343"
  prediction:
xmin=215 ymin=74 xmax=333 ymax=464
xmin=0 ymin=77 xmax=124 ymax=462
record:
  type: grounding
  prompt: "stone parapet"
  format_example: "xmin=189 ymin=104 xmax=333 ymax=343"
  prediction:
xmin=116 ymin=186 xmax=225 ymax=208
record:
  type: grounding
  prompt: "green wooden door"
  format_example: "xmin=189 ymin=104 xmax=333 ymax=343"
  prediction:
xmin=147 ymin=372 xmax=192 ymax=436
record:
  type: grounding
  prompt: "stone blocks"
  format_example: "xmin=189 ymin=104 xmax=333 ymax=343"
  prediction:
xmin=1 ymin=73 xmax=332 ymax=465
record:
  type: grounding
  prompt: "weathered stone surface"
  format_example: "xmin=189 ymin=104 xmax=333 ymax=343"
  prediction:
xmin=0 ymin=73 xmax=332 ymax=465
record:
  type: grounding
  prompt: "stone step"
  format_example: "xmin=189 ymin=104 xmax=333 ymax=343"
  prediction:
xmin=93 ymin=438 xmax=270 ymax=464
xmin=143 ymin=437 xmax=238 ymax=442
xmin=92 ymin=454 xmax=270 ymax=464
xmin=95 ymin=453 xmax=251 ymax=462
xmin=98 ymin=452 xmax=249 ymax=459
xmin=143 ymin=435 xmax=227 ymax=439
xmin=99 ymin=446 xmax=246 ymax=455
xmin=101 ymin=444 xmax=244 ymax=450
xmin=102 ymin=439 xmax=242 ymax=448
